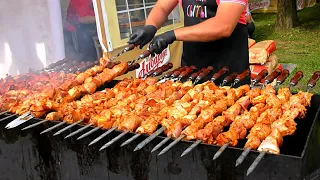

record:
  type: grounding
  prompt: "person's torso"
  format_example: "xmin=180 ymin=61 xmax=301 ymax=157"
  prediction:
xmin=180 ymin=0 xmax=249 ymax=78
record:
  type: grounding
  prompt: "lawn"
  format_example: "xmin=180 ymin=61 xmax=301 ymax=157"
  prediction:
xmin=252 ymin=3 xmax=320 ymax=93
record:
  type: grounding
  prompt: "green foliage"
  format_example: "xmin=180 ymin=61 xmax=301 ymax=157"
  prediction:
xmin=252 ymin=3 xmax=320 ymax=93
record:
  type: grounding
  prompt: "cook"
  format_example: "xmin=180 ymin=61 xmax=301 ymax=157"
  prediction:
xmin=128 ymin=0 xmax=250 ymax=84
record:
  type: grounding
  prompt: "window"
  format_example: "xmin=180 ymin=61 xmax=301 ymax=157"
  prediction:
xmin=115 ymin=0 xmax=181 ymax=39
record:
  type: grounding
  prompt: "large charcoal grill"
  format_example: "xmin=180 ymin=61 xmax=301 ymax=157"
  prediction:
xmin=0 ymin=80 xmax=319 ymax=180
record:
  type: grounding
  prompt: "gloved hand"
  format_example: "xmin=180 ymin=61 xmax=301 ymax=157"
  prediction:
xmin=149 ymin=30 xmax=176 ymax=55
xmin=127 ymin=25 xmax=157 ymax=49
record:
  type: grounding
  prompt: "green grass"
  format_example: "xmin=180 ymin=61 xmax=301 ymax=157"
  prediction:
xmin=252 ymin=3 xmax=320 ymax=93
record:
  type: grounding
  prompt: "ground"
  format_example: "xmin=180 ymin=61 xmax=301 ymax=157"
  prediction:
xmin=252 ymin=3 xmax=320 ymax=93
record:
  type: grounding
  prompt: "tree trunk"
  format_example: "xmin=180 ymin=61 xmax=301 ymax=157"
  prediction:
xmin=276 ymin=0 xmax=299 ymax=29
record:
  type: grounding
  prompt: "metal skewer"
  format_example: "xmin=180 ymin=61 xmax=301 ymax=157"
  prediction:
xmin=180 ymin=140 xmax=202 ymax=157
xmin=53 ymin=119 xmax=84 ymax=136
xmin=40 ymin=121 xmax=66 ymax=134
xmin=158 ymin=134 xmax=186 ymax=156
xmin=134 ymin=127 xmax=166 ymax=151
xmin=0 ymin=114 xmax=16 ymax=122
xmin=99 ymin=130 xmax=129 ymax=151
xmin=77 ymin=126 xmax=102 ymax=140
xmin=22 ymin=119 xmax=48 ymax=130
xmin=246 ymin=151 xmax=266 ymax=176
xmin=0 ymin=110 xmax=9 ymax=116
xmin=4 ymin=111 xmax=30 ymax=127
xmin=212 ymin=142 xmax=230 ymax=160
xmin=6 ymin=114 xmax=34 ymax=129
xmin=110 ymin=44 xmax=135 ymax=61
xmin=128 ymin=49 xmax=152 ymax=66
xmin=151 ymin=137 xmax=171 ymax=153
xmin=64 ymin=123 xmax=93 ymax=139
xmin=121 ymin=133 xmax=141 ymax=147
xmin=88 ymin=126 xmax=118 ymax=146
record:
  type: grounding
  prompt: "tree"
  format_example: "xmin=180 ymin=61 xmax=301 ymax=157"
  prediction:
xmin=276 ymin=0 xmax=299 ymax=29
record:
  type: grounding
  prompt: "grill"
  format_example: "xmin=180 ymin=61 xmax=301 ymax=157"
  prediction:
xmin=0 ymin=57 xmax=319 ymax=180
xmin=0 ymin=94 xmax=319 ymax=180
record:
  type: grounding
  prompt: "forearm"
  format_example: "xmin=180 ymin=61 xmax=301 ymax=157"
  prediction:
xmin=145 ymin=1 xmax=178 ymax=29
xmin=79 ymin=16 xmax=96 ymax=24
xmin=174 ymin=18 xmax=233 ymax=42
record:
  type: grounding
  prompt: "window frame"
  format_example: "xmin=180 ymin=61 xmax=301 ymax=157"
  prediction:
xmin=103 ymin=0 xmax=184 ymax=51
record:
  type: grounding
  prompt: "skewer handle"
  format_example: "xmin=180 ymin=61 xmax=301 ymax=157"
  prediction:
xmin=151 ymin=63 xmax=173 ymax=77
xmin=290 ymin=71 xmax=304 ymax=86
xmin=171 ymin=67 xmax=187 ymax=79
xmin=189 ymin=71 xmax=202 ymax=81
xmin=107 ymin=61 xmax=120 ymax=69
xmin=222 ymin=72 xmax=238 ymax=85
xmin=126 ymin=63 xmax=140 ymax=72
xmin=265 ymin=68 xmax=281 ymax=84
xmin=124 ymin=44 xmax=136 ymax=52
xmin=307 ymin=71 xmax=320 ymax=88
xmin=211 ymin=67 xmax=229 ymax=81
xmin=276 ymin=69 xmax=290 ymax=85
xmin=235 ymin=69 xmax=251 ymax=82
xmin=252 ymin=69 xmax=268 ymax=84
xmin=178 ymin=67 xmax=194 ymax=79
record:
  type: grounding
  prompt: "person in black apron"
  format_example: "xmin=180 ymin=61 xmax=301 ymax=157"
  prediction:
xmin=128 ymin=0 xmax=250 ymax=85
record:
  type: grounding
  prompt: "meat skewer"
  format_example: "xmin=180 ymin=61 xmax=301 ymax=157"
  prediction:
xmin=156 ymin=76 xmax=250 ymax=156
xmin=133 ymin=77 xmax=218 ymax=152
xmin=89 ymin=80 xmax=196 ymax=147
xmin=74 ymin=78 xmax=161 ymax=140
xmin=76 ymin=72 xmax=191 ymax=142
xmin=12 ymin=61 xmax=128 ymax=130
xmin=246 ymin=90 xmax=314 ymax=176
xmin=120 ymin=66 xmax=214 ymax=147
xmin=180 ymin=71 xmax=272 ymax=157
xmin=100 ymin=74 xmax=222 ymax=150
xmin=209 ymin=67 xmax=229 ymax=83
xmin=152 ymin=84 xmax=233 ymax=154
xmin=128 ymin=49 xmax=152 ymax=66
xmin=212 ymin=69 xmax=283 ymax=160
xmin=235 ymin=71 xmax=302 ymax=167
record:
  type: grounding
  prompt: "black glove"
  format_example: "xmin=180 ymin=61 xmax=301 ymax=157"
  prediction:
xmin=149 ymin=30 xmax=176 ymax=55
xmin=127 ymin=25 xmax=157 ymax=49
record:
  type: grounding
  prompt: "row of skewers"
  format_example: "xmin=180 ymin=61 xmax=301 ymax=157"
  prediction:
xmin=0 ymin=59 xmax=318 ymax=176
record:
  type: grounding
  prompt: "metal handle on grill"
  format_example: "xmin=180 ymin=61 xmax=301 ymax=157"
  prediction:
xmin=211 ymin=67 xmax=229 ymax=82
xmin=276 ymin=69 xmax=290 ymax=85
xmin=222 ymin=72 xmax=238 ymax=86
xmin=265 ymin=68 xmax=282 ymax=84
xmin=307 ymin=71 xmax=320 ymax=89
xmin=252 ymin=69 xmax=268 ymax=85
xmin=290 ymin=71 xmax=304 ymax=87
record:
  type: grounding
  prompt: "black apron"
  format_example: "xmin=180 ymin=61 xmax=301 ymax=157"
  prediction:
xmin=181 ymin=0 xmax=250 ymax=85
